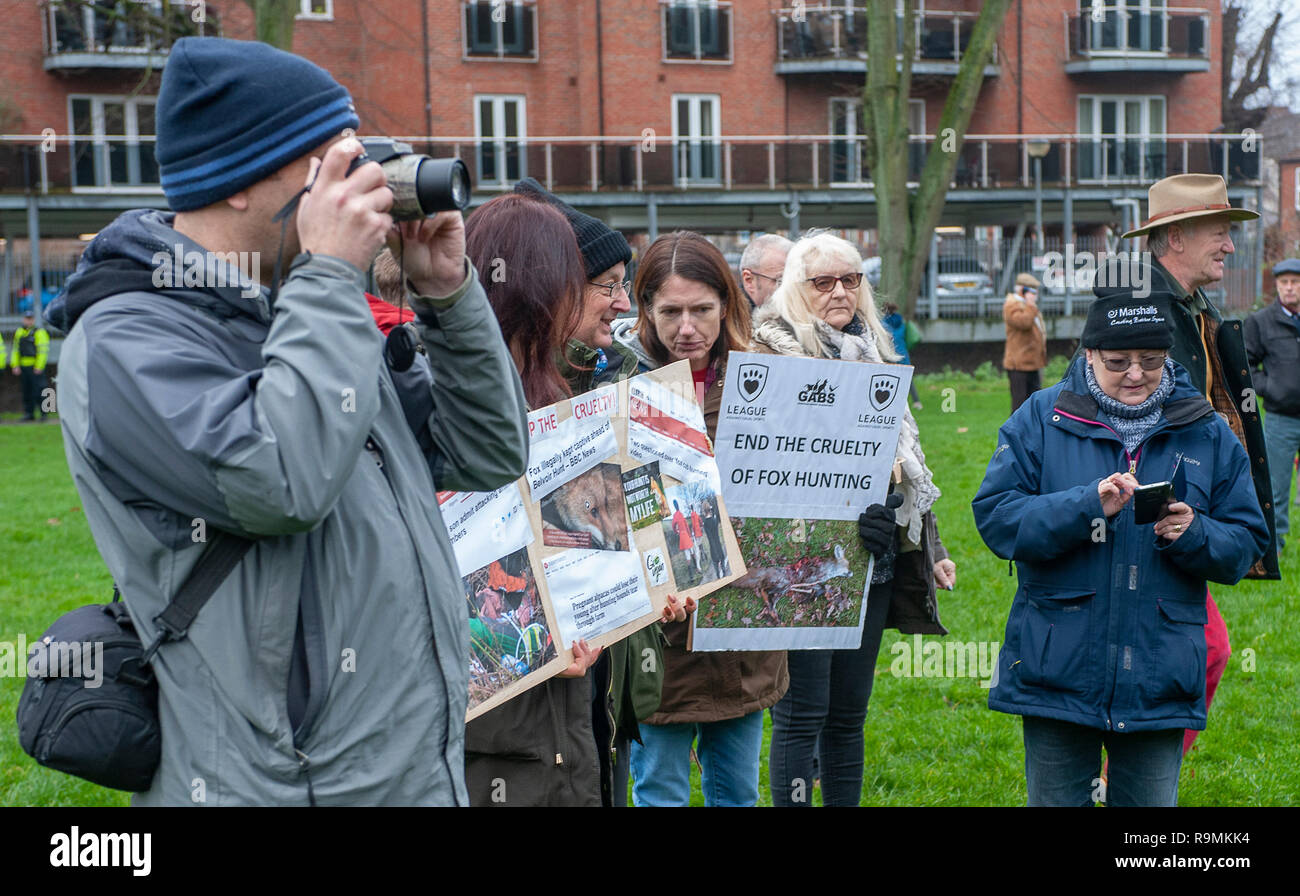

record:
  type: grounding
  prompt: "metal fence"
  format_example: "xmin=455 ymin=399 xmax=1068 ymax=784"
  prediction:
xmin=0 ymin=131 xmax=1264 ymax=196
xmin=898 ymin=232 xmax=1261 ymax=321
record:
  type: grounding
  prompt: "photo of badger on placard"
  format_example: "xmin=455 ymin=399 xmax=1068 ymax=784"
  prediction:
xmin=540 ymin=462 xmax=630 ymax=551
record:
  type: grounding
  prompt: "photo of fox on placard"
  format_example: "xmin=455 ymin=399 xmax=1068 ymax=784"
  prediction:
xmin=703 ymin=517 xmax=866 ymax=630
xmin=539 ymin=462 xmax=630 ymax=551
xmin=464 ymin=546 xmax=557 ymax=713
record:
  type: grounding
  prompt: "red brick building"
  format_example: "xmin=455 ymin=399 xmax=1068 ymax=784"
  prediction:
xmin=0 ymin=0 xmax=1262 ymax=319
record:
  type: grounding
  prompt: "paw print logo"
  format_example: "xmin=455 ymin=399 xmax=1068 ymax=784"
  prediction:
xmin=737 ymin=363 xmax=769 ymax=403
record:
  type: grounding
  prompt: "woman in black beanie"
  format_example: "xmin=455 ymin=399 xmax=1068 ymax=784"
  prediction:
xmin=972 ymin=290 xmax=1268 ymax=806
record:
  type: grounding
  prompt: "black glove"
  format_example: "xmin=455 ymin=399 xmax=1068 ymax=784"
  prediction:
xmin=858 ymin=493 xmax=904 ymax=558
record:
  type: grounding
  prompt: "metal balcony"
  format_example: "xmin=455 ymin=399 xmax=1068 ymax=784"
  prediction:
xmin=1065 ymin=6 xmax=1210 ymax=74
xmin=41 ymin=0 xmax=216 ymax=71
xmin=775 ymin=5 xmax=998 ymax=77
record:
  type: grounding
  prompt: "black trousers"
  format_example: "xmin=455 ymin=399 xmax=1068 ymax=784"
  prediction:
xmin=1008 ymin=368 xmax=1041 ymax=414
xmin=19 ymin=367 xmax=46 ymax=419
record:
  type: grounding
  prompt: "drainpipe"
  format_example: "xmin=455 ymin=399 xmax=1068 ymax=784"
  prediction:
xmin=596 ymin=0 xmax=606 ymax=186
xmin=421 ymin=0 xmax=432 ymax=149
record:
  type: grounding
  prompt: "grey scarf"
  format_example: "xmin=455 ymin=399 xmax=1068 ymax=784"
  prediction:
xmin=1085 ymin=359 xmax=1175 ymax=454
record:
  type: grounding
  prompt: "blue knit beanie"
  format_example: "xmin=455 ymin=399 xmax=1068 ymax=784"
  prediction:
xmin=157 ymin=37 xmax=361 ymax=211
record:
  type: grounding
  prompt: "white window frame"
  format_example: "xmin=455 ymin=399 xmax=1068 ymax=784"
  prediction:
xmin=463 ymin=0 xmax=540 ymax=62
xmin=829 ymin=97 xmax=865 ymax=186
xmin=1293 ymin=165 xmax=1299 ymax=212
xmin=1077 ymin=93 xmax=1166 ymax=183
xmin=1084 ymin=1 xmax=1169 ymax=56
xmin=829 ymin=97 xmax=922 ymax=187
xmin=671 ymin=94 xmax=722 ymax=186
xmin=68 ymin=94 xmax=161 ymax=193
xmin=475 ymin=94 xmax=527 ymax=189
xmin=297 ymin=0 xmax=333 ymax=21
xmin=661 ymin=1 xmax=733 ymax=65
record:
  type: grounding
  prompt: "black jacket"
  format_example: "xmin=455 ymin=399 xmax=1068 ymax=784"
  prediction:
xmin=1244 ymin=301 xmax=1300 ymax=416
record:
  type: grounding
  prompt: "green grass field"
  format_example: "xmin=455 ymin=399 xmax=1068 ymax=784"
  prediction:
xmin=2 ymin=363 xmax=1297 ymax=806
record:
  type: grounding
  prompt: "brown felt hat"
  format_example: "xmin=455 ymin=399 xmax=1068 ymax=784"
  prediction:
xmin=1015 ymin=273 xmax=1041 ymax=289
xmin=1122 ymin=173 xmax=1259 ymax=239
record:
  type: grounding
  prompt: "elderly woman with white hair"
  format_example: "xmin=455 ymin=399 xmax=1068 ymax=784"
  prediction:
xmin=754 ymin=232 xmax=956 ymax=807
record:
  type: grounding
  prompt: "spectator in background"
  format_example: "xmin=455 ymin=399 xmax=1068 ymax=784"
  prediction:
xmin=1244 ymin=257 xmax=1300 ymax=552
xmin=1002 ymin=272 xmax=1046 ymax=414
xmin=739 ymin=233 xmax=793 ymax=309
xmin=9 ymin=310 xmax=50 ymax=421
xmin=881 ymin=301 xmax=923 ymax=410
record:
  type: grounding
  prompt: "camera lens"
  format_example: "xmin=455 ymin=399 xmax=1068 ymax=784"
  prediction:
xmin=415 ymin=158 xmax=472 ymax=214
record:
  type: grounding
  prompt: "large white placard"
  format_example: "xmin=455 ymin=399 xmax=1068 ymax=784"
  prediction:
xmin=714 ymin=353 xmax=912 ymax=522
xmin=694 ymin=352 xmax=913 ymax=651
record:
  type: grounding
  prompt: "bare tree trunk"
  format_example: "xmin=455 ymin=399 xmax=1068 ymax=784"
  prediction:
xmin=863 ymin=0 xmax=1012 ymax=318
xmin=244 ymin=0 xmax=299 ymax=50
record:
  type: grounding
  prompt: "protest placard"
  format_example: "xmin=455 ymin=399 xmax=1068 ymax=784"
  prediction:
xmin=446 ymin=361 xmax=747 ymax=720
xmin=693 ymin=352 xmax=912 ymax=651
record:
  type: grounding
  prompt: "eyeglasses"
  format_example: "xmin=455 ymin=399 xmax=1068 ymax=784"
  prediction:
xmin=589 ymin=279 xmax=632 ymax=299
xmin=747 ymin=270 xmax=782 ymax=286
xmin=807 ymin=273 xmax=863 ymax=293
xmin=1098 ymin=353 xmax=1167 ymax=373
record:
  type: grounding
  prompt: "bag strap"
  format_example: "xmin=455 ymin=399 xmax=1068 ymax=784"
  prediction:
xmin=140 ymin=532 xmax=255 ymax=666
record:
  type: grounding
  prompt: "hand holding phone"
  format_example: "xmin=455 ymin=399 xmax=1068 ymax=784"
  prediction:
xmin=1133 ymin=481 xmax=1175 ymax=525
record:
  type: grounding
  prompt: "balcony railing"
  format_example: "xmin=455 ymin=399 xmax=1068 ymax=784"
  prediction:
xmin=1065 ymin=5 xmax=1209 ymax=71
xmin=775 ymin=5 xmax=996 ymax=71
xmin=42 ymin=0 xmax=216 ymax=67
xmin=0 ymin=132 xmax=1263 ymax=197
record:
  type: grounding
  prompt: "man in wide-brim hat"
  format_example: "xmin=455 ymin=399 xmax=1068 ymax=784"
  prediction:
xmin=1106 ymin=172 xmax=1277 ymax=762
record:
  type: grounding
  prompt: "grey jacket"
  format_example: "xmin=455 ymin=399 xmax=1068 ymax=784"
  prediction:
xmin=49 ymin=209 xmax=528 ymax=806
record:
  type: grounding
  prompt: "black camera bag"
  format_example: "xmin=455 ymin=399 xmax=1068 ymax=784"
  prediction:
xmin=16 ymin=533 xmax=252 ymax=792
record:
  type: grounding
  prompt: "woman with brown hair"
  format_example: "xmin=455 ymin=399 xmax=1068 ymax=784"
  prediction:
xmin=462 ymin=195 xmax=689 ymax=806
xmin=612 ymin=231 xmax=787 ymax=806
xmin=461 ymin=193 xmax=606 ymax=806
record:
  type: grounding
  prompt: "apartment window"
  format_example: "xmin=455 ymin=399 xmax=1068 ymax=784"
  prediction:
xmin=464 ymin=1 xmax=538 ymax=60
xmin=1082 ymin=1 xmax=1167 ymax=53
xmin=51 ymin=0 xmax=169 ymax=53
xmin=830 ymin=99 xmax=865 ymax=185
xmin=476 ymin=95 xmax=526 ymax=187
xmin=830 ymin=98 xmax=923 ymax=185
xmin=663 ymin=1 xmax=731 ymax=62
xmin=672 ymin=94 xmax=721 ymax=185
xmin=1294 ymin=166 xmax=1299 ymax=212
xmin=1078 ymin=95 xmax=1165 ymax=181
xmin=298 ymin=0 xmax=332 ymax=19
xmin=70 ymin=95 xmax=159 ymax=190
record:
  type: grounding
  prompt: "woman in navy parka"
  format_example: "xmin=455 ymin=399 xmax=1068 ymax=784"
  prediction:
xmin=973 ymin=290 xmax=1267 ymax=806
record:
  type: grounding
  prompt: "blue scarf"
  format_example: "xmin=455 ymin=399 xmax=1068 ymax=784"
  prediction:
xmin=1084 ymin=359 xmax=1175 ymax=454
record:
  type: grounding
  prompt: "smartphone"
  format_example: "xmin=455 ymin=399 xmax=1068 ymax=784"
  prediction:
xmin=1133 ymin=481 xmax=1175 ymax=525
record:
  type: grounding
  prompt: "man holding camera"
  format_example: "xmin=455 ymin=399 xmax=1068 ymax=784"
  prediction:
xmin=47 ymin=37 xmax=528 ymax=805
